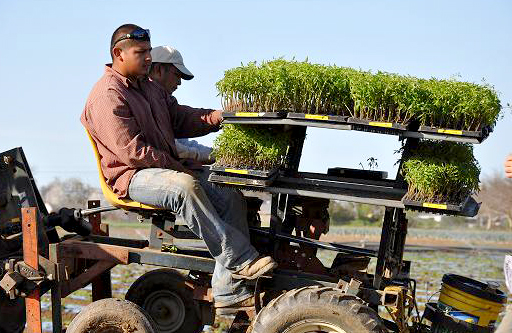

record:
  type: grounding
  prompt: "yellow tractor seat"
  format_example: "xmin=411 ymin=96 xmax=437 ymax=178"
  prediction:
xmin=86 ymin=130 xmax=162 ymax=211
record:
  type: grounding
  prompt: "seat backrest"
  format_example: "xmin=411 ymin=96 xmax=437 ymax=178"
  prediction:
xmin=85 ymin=130 xmax=161 ymax=211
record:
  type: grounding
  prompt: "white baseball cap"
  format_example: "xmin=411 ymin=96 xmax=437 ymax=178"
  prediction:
xmin=151 ymin=45 xmax=194 ymax=80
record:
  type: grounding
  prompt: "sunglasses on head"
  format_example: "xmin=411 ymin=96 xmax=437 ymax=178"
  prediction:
xmin=112 ymin=28 xmax=151 ymax=48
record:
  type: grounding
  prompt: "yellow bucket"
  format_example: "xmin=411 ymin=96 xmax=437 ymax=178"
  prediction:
xmin=438 ymin=274 xmax=506 ymax=327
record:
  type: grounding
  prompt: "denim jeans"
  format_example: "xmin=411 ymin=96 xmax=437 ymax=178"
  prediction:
xmin=128 ymin=168 xmax=258 ymax=305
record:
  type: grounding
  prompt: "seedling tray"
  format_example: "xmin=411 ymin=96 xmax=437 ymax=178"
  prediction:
xmin=222 ymin=113 xmax=484 ymax=144
xmin=403 ymin=195 xmax=479 ymax=217
xmin=208 ymin=172 xmax=276 ymax=187
xmin=327 ymin=167 xmax=388 ymax=180
xmin=418 ymin=125 xmax=491 ymax=141
xmin=347 ymin=117 xmax=407 ymax=131
xmin=287 ymin=113 xmax=349 ymax=123
xmin=209 ymin=166 xmax=278 ymax=178
xmin=404 ymin=199 xmax=463 ymax=212
xmin=222 ymin=111 xmax=287 ymax=119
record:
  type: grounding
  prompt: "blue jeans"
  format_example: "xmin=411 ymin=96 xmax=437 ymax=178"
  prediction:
xmin=128 ymin=168 xmax=258 ymax=305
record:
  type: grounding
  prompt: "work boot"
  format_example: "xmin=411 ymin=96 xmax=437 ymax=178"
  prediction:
xmin=232 ymin=256 xmax=278 ymax=280
xmin=215 ymin=296 xmax=255 ymax=315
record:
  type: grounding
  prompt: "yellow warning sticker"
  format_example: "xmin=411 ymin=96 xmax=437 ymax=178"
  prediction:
xmin=305 ymin=114 xmax=329 ymax=120
xmin=224 ymin=168 xmax=249 ymax=175
xmin=235 ymin=112 xmax=260 ymax=117
xmin=422 ymin=202 xmax=448 ymax=210
xmin=369 ymin=122 xmax=393 ymax=128
xmin=224 ymin=181 xmax=246 ymax=186
xmin=437 ymin=129 xmax=463 ymax=135
xmin=10 ymin=217 xmax=21 ymax=223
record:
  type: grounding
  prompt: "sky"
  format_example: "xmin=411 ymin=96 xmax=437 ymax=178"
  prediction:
xmin=0 ymin=0 xmax=510 ymax=189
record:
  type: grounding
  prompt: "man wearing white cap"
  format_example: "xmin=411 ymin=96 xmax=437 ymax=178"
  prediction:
xmin=150 ymin=46 xmax=213 ymax=165
xmin=145 ymin=44 xmax=276 ymax=313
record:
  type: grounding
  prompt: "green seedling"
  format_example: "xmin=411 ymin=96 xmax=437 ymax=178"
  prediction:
xmin=400 ymin=140 xmax=480 ymax=204
xmin=217 ymin=59 xmax=502 ymax=131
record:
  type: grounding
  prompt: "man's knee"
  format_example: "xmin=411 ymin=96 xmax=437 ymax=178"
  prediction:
xmin=173 ymin=173 xmax=201 ymax=196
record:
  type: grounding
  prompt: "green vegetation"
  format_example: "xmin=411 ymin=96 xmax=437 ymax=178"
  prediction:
xmin=400 ymin=141 xmax=480 ymax=204
xmin=215 ymin=60 xmax=489 ymax=204
xmin=217 ymin=59 xmax=501 ymax=131
xmin=212 ymin=124 xmax=292 ymax=170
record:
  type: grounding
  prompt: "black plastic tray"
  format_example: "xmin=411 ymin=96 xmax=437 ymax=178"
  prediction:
xmin=403 ymin=195 xmax=480 ymax=217
xmin=222 ymin=111 xmax=287 ymax=119
xmin=209 ymin=166 xmax=278 ymax=178
xmin=287 ymin=113 xmax=349 ymax=123
xmin=208 ymin=173 xmax=276 ymax=187
xmin=222 ymin=112 xmax=487 ymax=144
xmin=347 ymin=117 xmax=407 ymax=130
xmin=403 ymin=199 xmax=463 ymax=212
xmin=418 ymin=125 xmax=491 ymax=139
xmin=327 ymin=167 xmax=388 ymax=180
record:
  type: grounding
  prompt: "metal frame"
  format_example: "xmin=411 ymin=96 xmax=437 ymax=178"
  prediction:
xmin=224 ymin=117 xmax=484 ymax=143
xmin=14 ymin=112 xmax=486 ymax=332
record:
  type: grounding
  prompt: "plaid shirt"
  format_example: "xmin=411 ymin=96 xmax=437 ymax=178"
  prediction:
xmin=81 ymin=65 xmax=222 ymax=198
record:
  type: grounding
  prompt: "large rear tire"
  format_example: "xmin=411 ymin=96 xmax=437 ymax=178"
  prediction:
xmin=125 ymin=268 xmax=203 ymax=333
xmin=251 ymin=286 xmax=386 ymax=333
xmin=66 ymin=298 xmax=156 ymax=333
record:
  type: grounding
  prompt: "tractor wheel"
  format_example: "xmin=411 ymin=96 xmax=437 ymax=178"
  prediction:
xmin=251 ymin=286 xmax=386 ymax=333
xmin=125 ymin=268 xmax=203 ymax=333
xmin=66 ymin=298 xmax=156 ymax=333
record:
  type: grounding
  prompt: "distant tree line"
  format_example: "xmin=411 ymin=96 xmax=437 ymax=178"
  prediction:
xmin=40 ymin=174 xmax=512 ymax=229
xmin=476 ymin=173 xmax=512 ymax=229
xmin=40 ymin=178 xmax=131 ymax=221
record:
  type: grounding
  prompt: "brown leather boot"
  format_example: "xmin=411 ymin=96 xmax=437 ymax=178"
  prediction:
xmin=215 ymin=296 xmax=255 ymax=315
xmin=231 ymin=256 xmax=278 ymax=280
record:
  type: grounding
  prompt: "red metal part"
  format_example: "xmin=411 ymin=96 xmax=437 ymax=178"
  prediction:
xmin=88 ymin=200 xmax=113 ymax=301
xmin=57 ymin=240 xmax=129 ymax=264
xmin=22 ymin=207 xmax=42 ymax=333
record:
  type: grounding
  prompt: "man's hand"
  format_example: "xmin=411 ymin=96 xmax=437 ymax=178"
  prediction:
xmin=505 ymin=155 xmax=512 ymax=178
xmin=212 ymin=110 xmax=224 ymax=125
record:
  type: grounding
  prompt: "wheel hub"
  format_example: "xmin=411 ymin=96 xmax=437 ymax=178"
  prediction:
xmin=143 ymin=290 xmax=186 ymax=332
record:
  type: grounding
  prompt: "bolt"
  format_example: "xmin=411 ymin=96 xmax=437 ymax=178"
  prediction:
xmin=3 ymin=155 xmax=13 ymax=165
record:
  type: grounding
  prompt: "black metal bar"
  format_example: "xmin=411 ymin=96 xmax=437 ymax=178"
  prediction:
xmin=285 ymin=126 xmax=307 ymax=174
xmin=277 ymin=175 xmax=405 ymax=196
xmin=250 ymin=226 xmax=377 ymax=257
xmin=50 ymin=283 xmax=62 ymax=333
xmin=299 ymin=171 xmax=398 ymax=188
xmin=374 ymin=207 xmax=394 ymax=289
xmin=265 ymin=184 xmax=405 ymax=208
xmin=48 ymin=244 xmax=61 ymax=333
